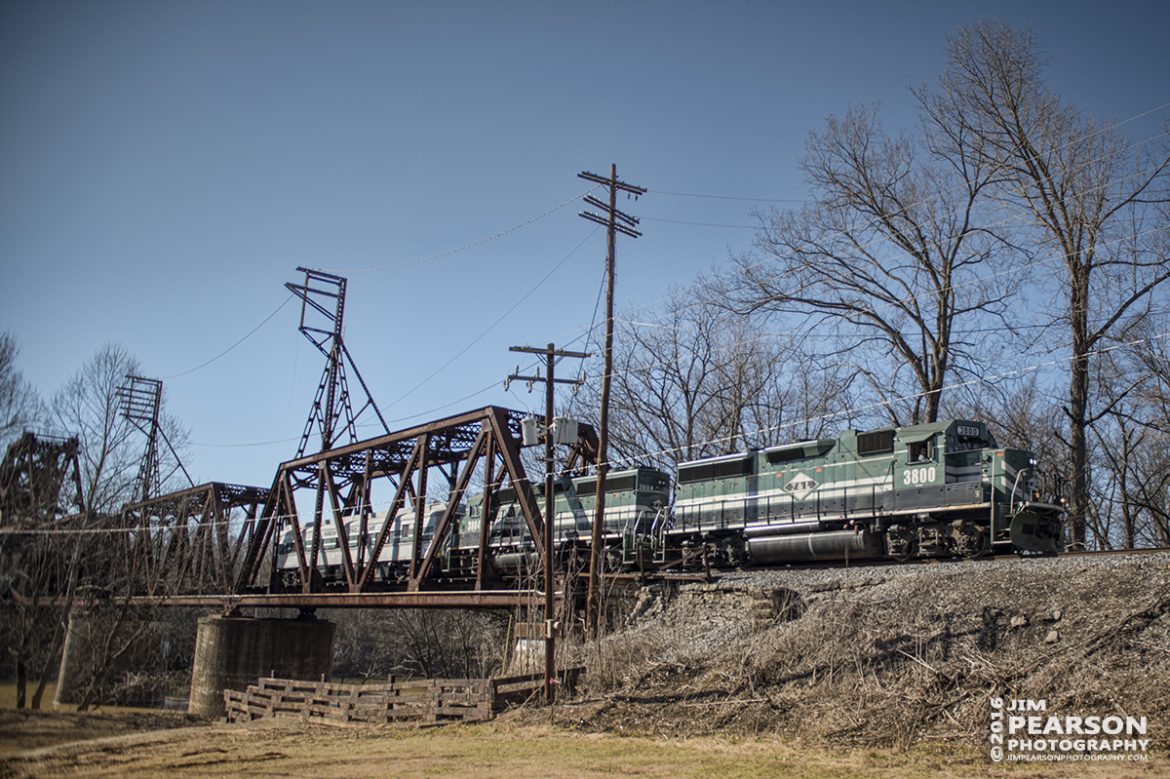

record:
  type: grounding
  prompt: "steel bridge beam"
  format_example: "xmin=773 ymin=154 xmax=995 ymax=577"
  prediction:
xmin=234 ymin=405 xmax=597 ymax=597
xmin=130 ymin=590 xmax=550 ymax=610
xmin=120 ymin=481 xmax=270 ymax=596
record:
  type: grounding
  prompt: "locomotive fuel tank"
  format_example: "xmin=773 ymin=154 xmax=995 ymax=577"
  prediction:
xmin=489 ymin=551 xmax=539 ymax=577
xmin=746 ymin=528 xmax=882 ymax=564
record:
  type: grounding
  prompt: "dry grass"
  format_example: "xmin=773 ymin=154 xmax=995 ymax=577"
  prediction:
xmin=1 ymin=712 xmax=1162 ymax=778
xmin=558 ymin=555 xmax=1170 ymax=751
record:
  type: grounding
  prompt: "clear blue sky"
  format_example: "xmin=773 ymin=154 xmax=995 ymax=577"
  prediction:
xmin=2 ymin=0 xmax=1168 ymax=488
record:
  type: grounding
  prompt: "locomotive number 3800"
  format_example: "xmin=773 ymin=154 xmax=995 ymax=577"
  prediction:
xmin=903 ymin=466 xmax=937 ymax=486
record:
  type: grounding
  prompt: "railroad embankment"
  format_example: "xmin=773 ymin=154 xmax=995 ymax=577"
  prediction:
xmin=559 ymin=552 xmax=1170 ymax=750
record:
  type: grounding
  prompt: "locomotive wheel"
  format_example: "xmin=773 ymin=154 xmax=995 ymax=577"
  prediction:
xmin=955 ymin=522 xmax=989 ymax=559
xmin=885 ymin=525 xmax=916 ymax=562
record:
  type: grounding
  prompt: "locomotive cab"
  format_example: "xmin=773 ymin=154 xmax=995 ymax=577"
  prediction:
xmin=885 ymin=420 xmax=1061 ymax=556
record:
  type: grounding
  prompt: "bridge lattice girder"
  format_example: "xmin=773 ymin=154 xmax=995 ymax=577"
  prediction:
xmin=235 ymin=405 xmax=597 ymax=596
xmin=120 ymin=482 xmax=270 ymax=595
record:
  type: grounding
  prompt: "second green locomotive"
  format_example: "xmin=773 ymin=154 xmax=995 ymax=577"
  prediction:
xmin=480 ymin=418 xmax=1063 ymax=571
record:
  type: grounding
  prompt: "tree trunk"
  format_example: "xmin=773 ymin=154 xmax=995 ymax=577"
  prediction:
xmin=1067 ymin=267 xmax=1091 ymax=549
xmin=16 ymin=659 xmax=27 ymax=709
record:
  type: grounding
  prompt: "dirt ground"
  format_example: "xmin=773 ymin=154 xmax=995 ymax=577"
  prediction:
xmin=0 ymin=708 xmax=1165 ymax=779
xmin=4 ymin=553 xmax=1168 ymax=776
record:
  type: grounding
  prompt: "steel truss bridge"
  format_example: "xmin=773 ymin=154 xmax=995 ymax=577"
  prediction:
xmin=3 ymin=407 xmax=599 ymax=611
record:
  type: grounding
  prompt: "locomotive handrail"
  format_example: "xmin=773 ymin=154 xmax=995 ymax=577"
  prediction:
xmin=621 ymin=506 xmax=636 ymax=538
xmin=651 ymin=506 xmax=670 ymax=548
xmin=990 ymin=452 xmax=997 ymax=530
xmin=1009 ymin=467 xmax=1030 ymax=514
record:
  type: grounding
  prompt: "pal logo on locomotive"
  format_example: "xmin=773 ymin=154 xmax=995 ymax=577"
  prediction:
xmin=783 ymin=472 xmax=818 ymax=500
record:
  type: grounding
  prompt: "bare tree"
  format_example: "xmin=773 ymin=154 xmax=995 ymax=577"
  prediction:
xmin=0 ymin=332 xmax=43 ymax=449
xmin=731 ymin=100 xmax=1013 ymax=426
xmin=593 ymin=289 xmax=731 ymax=466
xmin=47 ymin=346 xmax=195 ymax=708
xmin=949 ymin=371 xmax=1068 ymax=499
xmin=936 ymin=21 xmax=1170 ymax=547
xmin=1085 ymin=323 xmax=1170 ymax=548
xmin=330 ymin=609 xmax=507 ymax=681
xmin=570 ymin=286 xmax=853 ymax=470
xmin=0 ymin=344 xmax=193 ymax=709
xmin=51 ymin=345 xmax=142 ymax=514
xmin=0 ymin=335 xmax=72 ymax=709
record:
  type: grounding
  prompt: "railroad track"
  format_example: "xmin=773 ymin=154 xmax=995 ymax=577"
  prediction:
xmin=609 ymin=544 xmax=1170 ymax=584
xmin=1058 ymin=545 xmax=1170 ymax=558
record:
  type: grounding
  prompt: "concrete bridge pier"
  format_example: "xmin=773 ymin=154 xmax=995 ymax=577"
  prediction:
xmin=55 ymin=610 xmax=174 ymax=706
xmin=54 ymin=611 xmax=93 ymax=706
xmin=188 ymin=612 xmax=335 ymax=718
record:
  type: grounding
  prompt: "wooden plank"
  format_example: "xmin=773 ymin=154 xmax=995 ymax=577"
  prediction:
xmin=490 ymin=671 xmax=545 ymax=688
xmin=227 ymin=674 xmax=507 ymax=728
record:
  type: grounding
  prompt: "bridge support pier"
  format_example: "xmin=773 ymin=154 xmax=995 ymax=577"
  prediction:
xmin=55 ymin=610 xmax=181 ymax=707
xmin=188 ymin=613 xmax=335 ymax=718
xmin=54 ymin=612 xmax=90 ymax=706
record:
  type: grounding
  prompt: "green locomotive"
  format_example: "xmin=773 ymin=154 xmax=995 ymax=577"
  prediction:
xmin=462 ymin=466 xmax=672 ymax=576
xmin=667 ymin=419 xmax=1064 ymax=565
xmin=456 ymin=419 xmax=1062 ymax=577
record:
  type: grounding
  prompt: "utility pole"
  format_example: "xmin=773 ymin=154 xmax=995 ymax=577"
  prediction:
xmin=507 ymin=343 xmax=588 ymax=704
xmin=578 ymin=164 xmax=645 ymax=637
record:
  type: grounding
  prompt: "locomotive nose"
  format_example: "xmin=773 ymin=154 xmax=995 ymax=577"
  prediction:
xmin=1008 ymin=506 xmax=1062 ymax=554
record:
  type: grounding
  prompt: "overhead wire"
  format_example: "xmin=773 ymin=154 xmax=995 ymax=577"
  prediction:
xmin=602 ymin=137 xmax=1170 ymax=340
xmin=163 ymin=294 xmax=295 ymax=380
xmin=383 ymin=226 xmax=601 ymax=409
xmin=599 ymin=329 xmax=1170 ymax=472
xmin=137 ymin=98 xmax=1170 ymax=394
xmin=17 ymin=105 xmax=1170 ymax=538
xmin=650 ymin=189 xmax=808 ymax=203
xmin=321 ymin=188 xmax=595 ymax=275
xmin=175 ymin=100 xmax=1170 ymax=451
xmin=640 ymin=216 xmax=758 ymax=229
xmin=185 ymin=204 xmax=1168 ymax=449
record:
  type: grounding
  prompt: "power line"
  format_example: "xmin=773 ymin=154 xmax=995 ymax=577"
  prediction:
xmin=647 ymin=106 xmax=1170 ymax=243
xmin=14 ymin=328 xmax=1170 ymax=540
xmin=163 ymin=294 xmax=294 ymax=380
xmin=651 ymin=189 xmax=807 ymax=203
xmin=171 ymin=102 xmax=1170 ymax=454
xmin=599 ymin=330 xmax=1170 ymax=473
xmin=641 ymin=216 xmax=758 ymax=229
xmin=385 ymin=227 xmax=601 ymax=409
xmin=321 ymin=188 xmax=594 ymax=274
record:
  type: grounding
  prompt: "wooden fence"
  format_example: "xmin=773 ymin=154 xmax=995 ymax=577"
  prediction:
xmin=224 ymin=668 xmax=581 ymax=726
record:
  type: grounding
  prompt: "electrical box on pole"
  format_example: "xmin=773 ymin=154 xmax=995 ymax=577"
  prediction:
xmin=506 ymin=343 xmax=589 ymax=705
